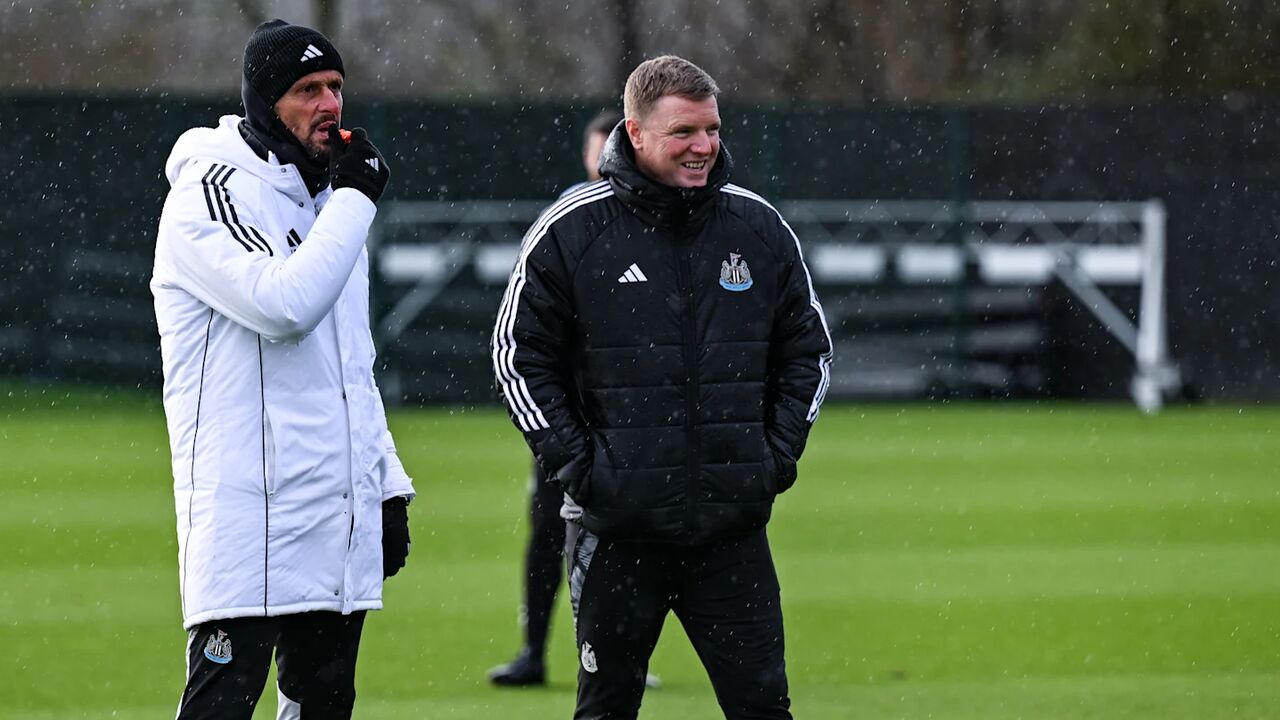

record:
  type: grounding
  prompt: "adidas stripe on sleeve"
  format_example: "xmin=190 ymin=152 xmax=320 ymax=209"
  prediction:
xmin=492 ymin=181 xmax=613 ymax=433
xmin=200 ymin=164 xmax=274 ymax=256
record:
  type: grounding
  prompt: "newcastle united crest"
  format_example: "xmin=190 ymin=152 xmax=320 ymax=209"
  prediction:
xmin=719 ymin=253 xmax=753 ymax=292
xmin=203 ymin=629 xmax=233 ymax=664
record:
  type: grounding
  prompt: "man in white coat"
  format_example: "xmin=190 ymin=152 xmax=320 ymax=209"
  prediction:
xmin=152 ymin=19 xmax=414 ymax=719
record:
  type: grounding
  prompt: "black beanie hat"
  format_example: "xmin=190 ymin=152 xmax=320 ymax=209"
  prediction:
xmin=243 ymin=19 xmax=344 ymax=107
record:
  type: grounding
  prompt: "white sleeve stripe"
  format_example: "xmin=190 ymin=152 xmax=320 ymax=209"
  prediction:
xmin=492 ymin=184 xmax=615 ymax=431
xmin=720 ymin=184 xmax=834 ymax=422
xmin=494 ymin=184 xmax=613 ymax=431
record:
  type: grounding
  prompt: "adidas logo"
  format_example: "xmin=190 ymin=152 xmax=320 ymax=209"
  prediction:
xmin=364 ymin=157 xmax=380 ymax=171
xmin=300 ymin=44 xmax=324 ymax=62
xmin=617 ymin=263 xmax=648 ymax=283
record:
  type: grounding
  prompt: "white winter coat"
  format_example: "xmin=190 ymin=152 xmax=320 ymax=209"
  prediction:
xmin=152 ymin=115 xmax=414 ymax=629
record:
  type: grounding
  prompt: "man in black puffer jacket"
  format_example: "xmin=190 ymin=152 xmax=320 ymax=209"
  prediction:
xmin=491 ymin=55 xmax=832 ymax=720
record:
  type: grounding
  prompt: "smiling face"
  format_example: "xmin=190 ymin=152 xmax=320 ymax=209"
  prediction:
xmin=625 ymin=94 xmax=721 ymax=189
xmin=273 ymin=69 xmax=344 ymax=160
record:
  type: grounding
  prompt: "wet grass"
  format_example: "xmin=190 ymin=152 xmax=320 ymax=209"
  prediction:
xmin=1 ymin=387 xmax=1277 ymax=718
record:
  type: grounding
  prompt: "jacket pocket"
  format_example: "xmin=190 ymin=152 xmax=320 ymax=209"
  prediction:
xmin=558 ymin=451 xmax=594 ymax=505
xmin=263 ymin=409 xmax=278 ymax=496
xmin=761 ymin=449 xmax=780 ymax=497
xmin=579 ymin=432 xmax=625 ymax=506
xmin=763 ymin=437 xmax=798 ymax=495
xmin=761 ymin=435 xmax=798 ymax=496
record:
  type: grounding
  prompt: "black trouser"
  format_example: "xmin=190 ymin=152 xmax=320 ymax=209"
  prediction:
xmin=568 ymin=529 xmax=791 ymax=720
xmin=522 ymin=464 xmax=566 ymax=658
xmin=176 ymin=611 xmax=366 ymax=720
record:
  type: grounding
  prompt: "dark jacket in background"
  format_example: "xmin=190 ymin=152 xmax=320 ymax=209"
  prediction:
xmin=493 ymin=125 xmax=832 ymax=545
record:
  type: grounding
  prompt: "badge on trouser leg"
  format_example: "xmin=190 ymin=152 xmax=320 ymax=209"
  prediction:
xmin=580 ymin=640 xmax=598 ymax=673
xmin=203 ymin=629 xmax=233 ymax=664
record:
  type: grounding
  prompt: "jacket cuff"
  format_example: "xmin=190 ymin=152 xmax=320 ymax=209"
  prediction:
xmin=329 ymin=186 xmax=378 ymax=218
xmin=528 ymin=427 xmax=589 ymax=482
xmin=381 ymin=488 xmax=415 ymax=503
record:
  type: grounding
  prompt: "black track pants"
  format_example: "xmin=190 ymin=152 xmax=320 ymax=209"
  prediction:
xmin=523 ymin=464 xmax=567 ymax=657
xmin=176 ymin=611 xmax=366 ymax=720
xmin=568 ymin=529 xmax=791 ymax=720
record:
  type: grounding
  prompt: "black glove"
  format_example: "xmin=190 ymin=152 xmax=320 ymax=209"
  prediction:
xmin=328 ymin=126 xmax=390 ymax=203
xmin=381 ymin=496 xmax=410 ymax=578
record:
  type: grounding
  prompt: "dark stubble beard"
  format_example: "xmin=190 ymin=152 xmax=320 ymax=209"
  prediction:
xmin=304 ymin=136 xmax=331 ymax=163
xmin=280 ymin=125 xmax=332 ymax=165
xmin=295 ymin=116 xmax=336 ymax=163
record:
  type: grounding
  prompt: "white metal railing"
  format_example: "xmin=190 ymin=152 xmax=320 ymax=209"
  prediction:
xmin=372 ymin=199 xmax=1181 ymax=411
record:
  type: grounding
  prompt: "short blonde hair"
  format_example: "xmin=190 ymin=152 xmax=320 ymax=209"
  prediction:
xmin=623 ymin=55 xmax=720 ymax=121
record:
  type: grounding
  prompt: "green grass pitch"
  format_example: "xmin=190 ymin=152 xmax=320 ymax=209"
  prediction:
xmin=1 ymin=384 xmax=1277 ymax=718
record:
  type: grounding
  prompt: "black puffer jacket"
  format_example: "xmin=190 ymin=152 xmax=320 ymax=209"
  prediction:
xmin=493 ymin=125 xmax=832 ymax=545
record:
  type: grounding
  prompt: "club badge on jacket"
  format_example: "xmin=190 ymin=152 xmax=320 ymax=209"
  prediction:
xmin=719 ymin=253 xmax=753 ymax=292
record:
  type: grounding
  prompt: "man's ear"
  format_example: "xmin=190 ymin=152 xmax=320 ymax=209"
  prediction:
xmin=625 ymin=117 xmax=643 ymax=151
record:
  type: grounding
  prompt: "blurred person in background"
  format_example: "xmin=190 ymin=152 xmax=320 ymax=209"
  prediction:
xmin=572 ymin=109 xmax=625 ymax=191
xmin=152 ymin=19 xmax=412 ymax=719
xmin=491 ymin=55 xmax=832 ymax=719
xmin=488 ymin=109 xmax=645 ymax=689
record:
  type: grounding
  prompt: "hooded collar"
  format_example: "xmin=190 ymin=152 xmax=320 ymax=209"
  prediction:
xmin=239 ymin=76 xmax=331 ymax=197
xmin=165 ymin=115 xmax=319 ymax=207
xmin=599 ymin=122 xmax=733 ymax=231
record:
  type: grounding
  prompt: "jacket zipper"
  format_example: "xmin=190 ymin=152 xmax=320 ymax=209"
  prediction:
xmin=337 ymin=307 xmax=353 ymax=605
xmin=675 ymin=234 xmax=700 ymax=537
